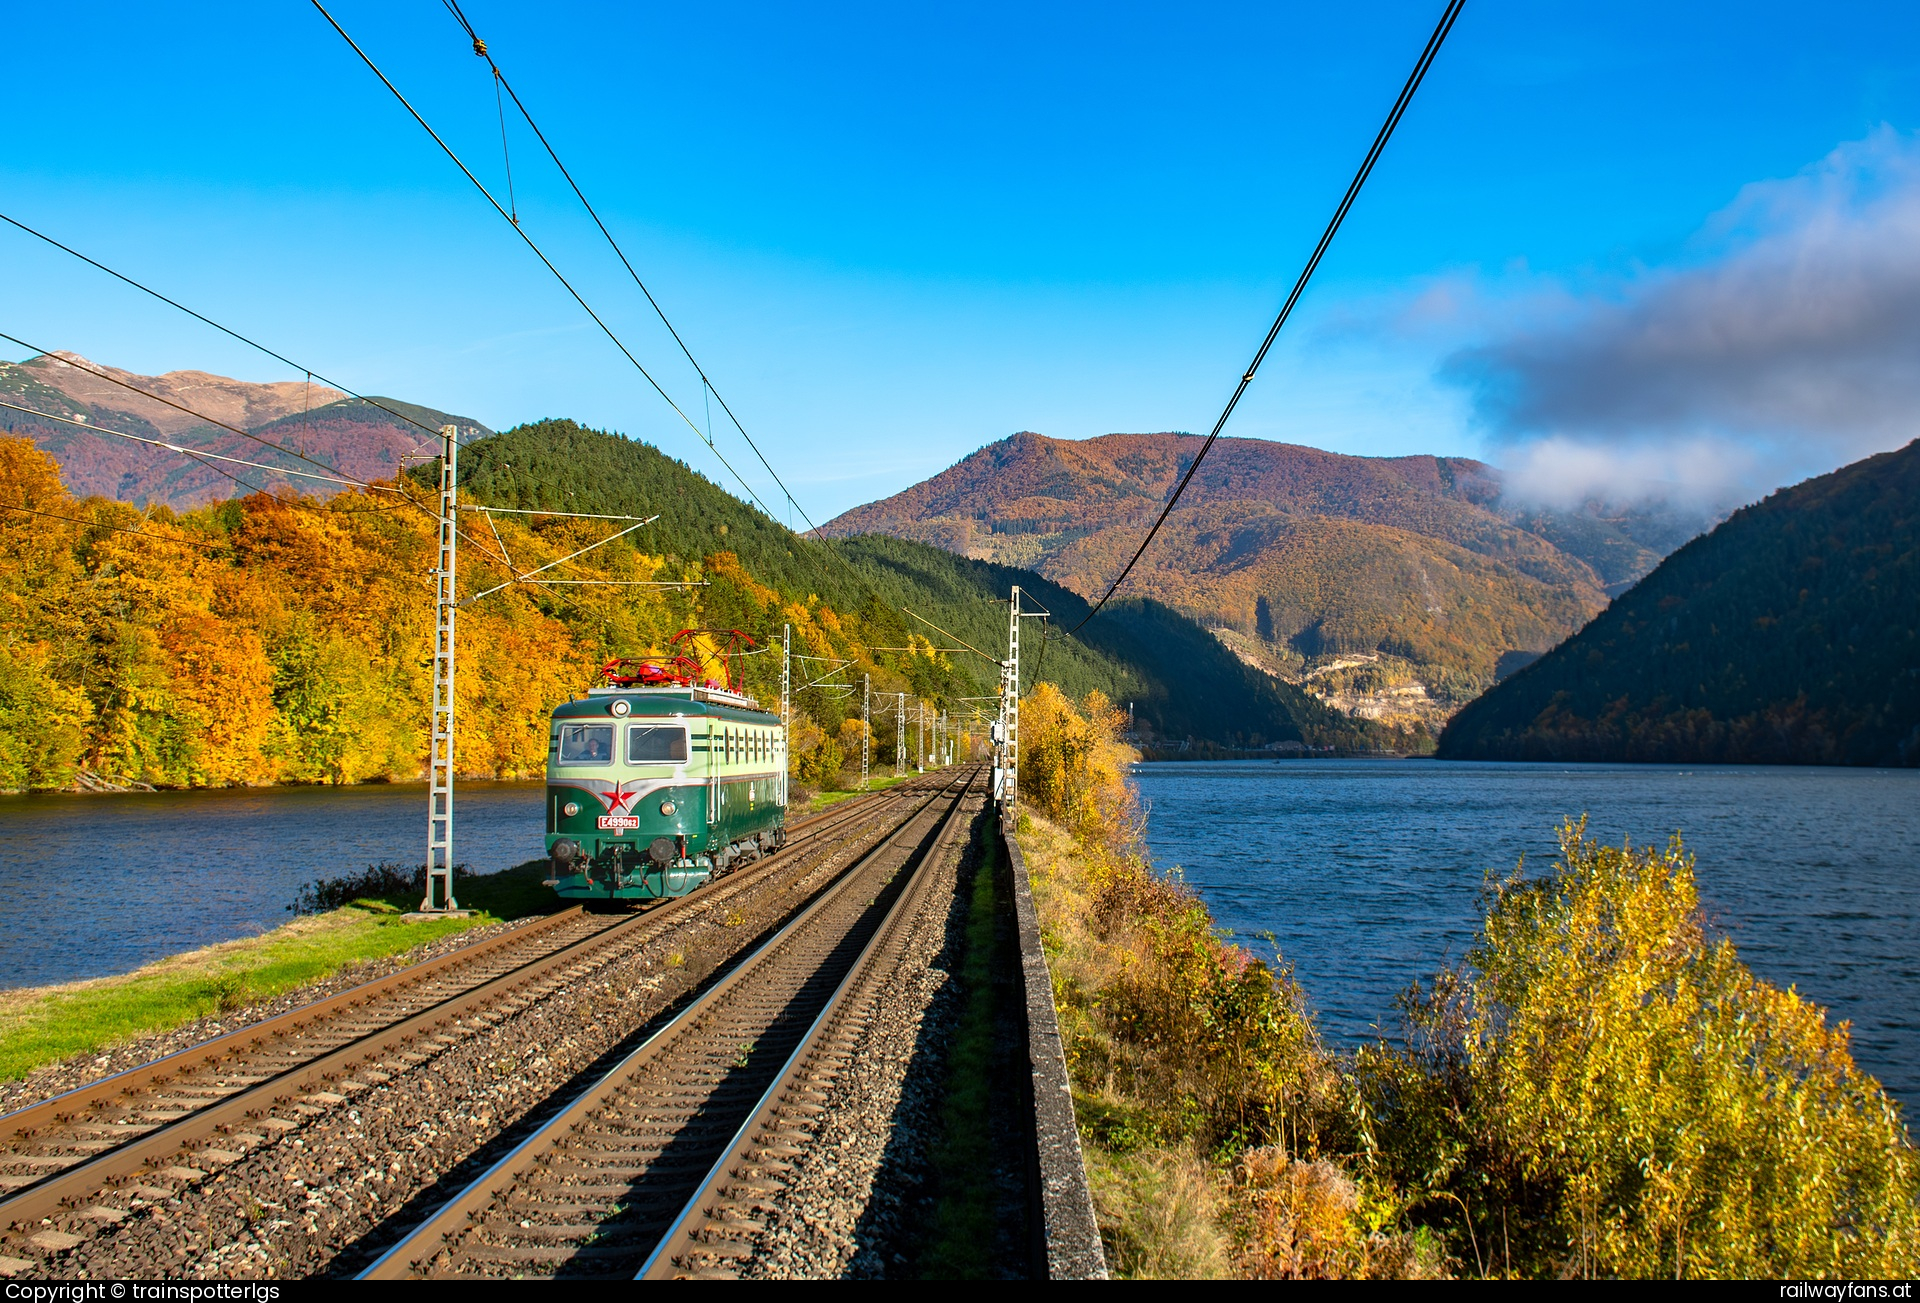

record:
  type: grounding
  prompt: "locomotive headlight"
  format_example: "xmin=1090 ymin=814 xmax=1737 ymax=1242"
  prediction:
xmin=610 ymin=699 xmax=631 ymax=717
xmin=659 ymin=800 xmax=677 ymax=816
xmin=562 ymin=801 xmax=581 ymax=817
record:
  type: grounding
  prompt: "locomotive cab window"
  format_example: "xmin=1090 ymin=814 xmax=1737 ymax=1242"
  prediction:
xmin=628 ymin=725 xmax=689 ymax=764
xmin=558 ymin=724 xmax=614 ymax=765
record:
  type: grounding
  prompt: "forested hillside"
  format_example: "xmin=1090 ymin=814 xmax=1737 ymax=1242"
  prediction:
xmin=454 ymin=420 xmax=1394 ymax=751
xmin=1438 ymin=440 xmax=1920 ymax=766
xmin=0 ymin=421 xmax=1399 ymax=792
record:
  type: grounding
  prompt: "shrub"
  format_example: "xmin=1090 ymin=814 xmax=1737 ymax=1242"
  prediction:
xmin=289 ymin=861 xmax=471 ymax=915
xmin=797 ymin=736 xmax=843 ymax=790
xmin=1359 ymin=820 xmax=1920 ymax=1278
xmin=1023 ymin=686 xmax=1920 ymax=1278
xmin=1020 ymin=683 xmax=1139 ymax=849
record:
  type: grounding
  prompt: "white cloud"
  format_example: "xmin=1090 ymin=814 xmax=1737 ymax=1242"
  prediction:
xmin=1440 ymin=127 xmax=1920 ymax=507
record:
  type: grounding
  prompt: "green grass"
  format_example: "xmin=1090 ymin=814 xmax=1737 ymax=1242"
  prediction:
xmin=0 ymin=859 xmax=560 ymax=1084
xmin=917 ymin=819 xmax=1003 ymax=1276
xmin=355 ymin=858 xmax=562 ymax=920
xmin=796 ymin=770 xmax=924 ymax=813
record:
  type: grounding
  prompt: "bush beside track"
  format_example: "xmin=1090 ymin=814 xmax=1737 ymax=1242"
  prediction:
xmin=1014 ymin=683 xmax=1918 ymax=1279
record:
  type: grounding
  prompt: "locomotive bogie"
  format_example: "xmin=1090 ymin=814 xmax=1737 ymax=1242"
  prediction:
xmin=542 ymin=685 xmax=786 ymax=903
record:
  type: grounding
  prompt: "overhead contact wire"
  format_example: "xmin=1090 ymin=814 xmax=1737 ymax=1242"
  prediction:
xmin=1067 ymin=0 xmax=1465 ymax=635
xmin=0 ymin=400 xmax=379 ymax=488
xmin=0 ymin=329 xmax=397 ymax=493
xmin=0 ymin=213 xmax=456 ymax=452
xmin=442 ymin=0 xmax=828 ymax=541
xmin=309 ymin=0 xmax=787 ymax=526
xmin=0 ymin=502 xmax=227 ymax=551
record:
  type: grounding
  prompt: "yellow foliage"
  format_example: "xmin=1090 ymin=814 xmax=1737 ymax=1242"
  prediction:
xmin=1018 ymin=682 xmax=1139 ymax=848
xmin=1450 ymin=821 xmax=1919 ymax=1277
xmin=159 ymin=611 xmax=276 ymax=785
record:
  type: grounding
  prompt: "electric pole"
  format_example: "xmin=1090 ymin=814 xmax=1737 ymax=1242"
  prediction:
xmin=896 ymin=692 xmax=906 ymax=777
xmin=862 ymin=672 xmax=871 ymax=791
xmin=998 ymin=585 xmax=1022 ymax=808
xmin=781 ymin=623 xmax=791 ymax=805
xmin=917 ymin=701 xmax=925 ymax=772
xmin=424 ymin=425 xmax=459 ymax=913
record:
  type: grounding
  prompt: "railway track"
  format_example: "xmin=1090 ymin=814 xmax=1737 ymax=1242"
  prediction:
xmin=0 ymin=775 xmax=950 ymax=1261
xmin=360 ymin=767 xmax=984 ymax=1279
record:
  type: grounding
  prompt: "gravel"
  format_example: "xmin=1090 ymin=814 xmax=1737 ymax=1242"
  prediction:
xmin=722 ymin=790 xmax=1030 ymax=1279
xmin=8 ymin=798 xmax=919 ymax=1279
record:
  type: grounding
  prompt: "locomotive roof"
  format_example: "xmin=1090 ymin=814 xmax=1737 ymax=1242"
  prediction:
xmin=551 ymin=689 xmax=777 ymax=725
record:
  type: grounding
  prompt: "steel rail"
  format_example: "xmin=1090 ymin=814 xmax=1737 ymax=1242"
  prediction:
xmin=0 ymin=906 xmax=588 ymax=1146
xmin=358 ymin=767 xmax=979 ymax=1278
xmin=0 ymin=773 xmax=954 ymax=1238
xmin=0 ymin=774 xmax=921 ymax=1149
xmin=638 ymin=770 xmax=983 ymax=1277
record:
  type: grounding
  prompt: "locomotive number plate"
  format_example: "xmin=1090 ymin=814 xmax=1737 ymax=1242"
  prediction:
xmin=597 ymin=815 xmax=640 ymax=831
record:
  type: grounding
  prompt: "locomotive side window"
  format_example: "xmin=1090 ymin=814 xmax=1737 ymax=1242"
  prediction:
xmin=628 ymin=725 xmax=689 ymax=764
xmin=558 ymin=724 xmax=614 ymax=765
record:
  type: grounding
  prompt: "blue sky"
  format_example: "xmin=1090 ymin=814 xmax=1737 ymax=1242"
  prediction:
xmin=5 ymin=1 xmax=1918 ymax=520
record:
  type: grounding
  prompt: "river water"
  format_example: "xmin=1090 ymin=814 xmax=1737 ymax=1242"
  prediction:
xmin=1133 ymin=760 xmax=1920 ymax=1102
xmin=0 ymin=783 xmax=545 ymax=991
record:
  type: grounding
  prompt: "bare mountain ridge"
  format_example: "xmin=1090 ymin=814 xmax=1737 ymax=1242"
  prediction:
xmin=25 ymin=350 xmax=346 ymax=435
xmin=0 ymin=352 xmax=489 ymax=510
xmin=824 ymin=431 xmax=1707 ymax=726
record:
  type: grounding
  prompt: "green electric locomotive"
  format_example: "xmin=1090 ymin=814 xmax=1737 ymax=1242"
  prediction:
xmin=543 ymin=647 xmax=786 ymax=903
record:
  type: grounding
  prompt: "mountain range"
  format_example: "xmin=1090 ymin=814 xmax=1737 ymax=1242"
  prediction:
xmin=451 ymin=419 xmax=1398 ymax=752
xmin=9 ymin=350 xmax=1729 ymax=737
xmin=823 ymin=431 xmax=1713 ymax=727
xmin=0 ymin=352 xmax=488 ymax=509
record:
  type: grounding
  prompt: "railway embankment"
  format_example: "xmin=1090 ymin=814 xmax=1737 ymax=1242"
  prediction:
xmin=1012 ymin=683 xmax=1919 ymax=1279
xmin=0 ymin=778 xmax=900 ymax=1096
xmin=0 ymin=777 xmax=1034 ymax=1278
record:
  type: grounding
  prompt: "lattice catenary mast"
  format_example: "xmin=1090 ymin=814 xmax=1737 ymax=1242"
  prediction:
xmin=998 ymin=586 xmax=1022 ymax=807
xmin=424 ymin=425 xmax=460 ymax=912
xmin=780 ymin=623 xmax=792 ymax=804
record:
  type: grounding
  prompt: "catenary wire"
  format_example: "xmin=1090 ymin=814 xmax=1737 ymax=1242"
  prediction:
xmin=441 ymin=0 xmax=829 ymax=541
xmin=0 ymin=502 xmax=226 ymax=551
xmin=0 ymin=392 xmax=347 ymax=507
xmin=309 ymin=0 xmax=789 ymax=528
xmin=0 ymin=213 xmax=460 ymax=453
xmin=0 ymin=328 xmax=398 ymax=491
xmin=1067 ymin=0 xmax=1465 ymax=635
xmin=0 ymin=400 xmax=383 ymax=489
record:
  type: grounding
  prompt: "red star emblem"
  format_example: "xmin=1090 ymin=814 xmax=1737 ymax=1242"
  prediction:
xmin=600 ymin=788 xmax=638 ymax=814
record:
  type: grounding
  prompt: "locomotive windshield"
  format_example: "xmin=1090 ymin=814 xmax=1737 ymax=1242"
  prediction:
xmin=558 ymin=724 xmax=614 ymax=765
xmin=627 ymin=725 xmax=690 ymax=764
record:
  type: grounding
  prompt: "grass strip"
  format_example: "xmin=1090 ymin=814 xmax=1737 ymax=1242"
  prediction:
xmin=798 ymin=771 xmax=921 ymax=812
xmin=0 ymin=860 xmax=559 ymax=1085
xmin=917 ymin=818 xmax=1002 ymax=1277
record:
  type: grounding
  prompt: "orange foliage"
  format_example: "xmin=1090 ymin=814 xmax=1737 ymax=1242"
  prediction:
xmin=0 ymin=437 xmax=633 ymax=788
